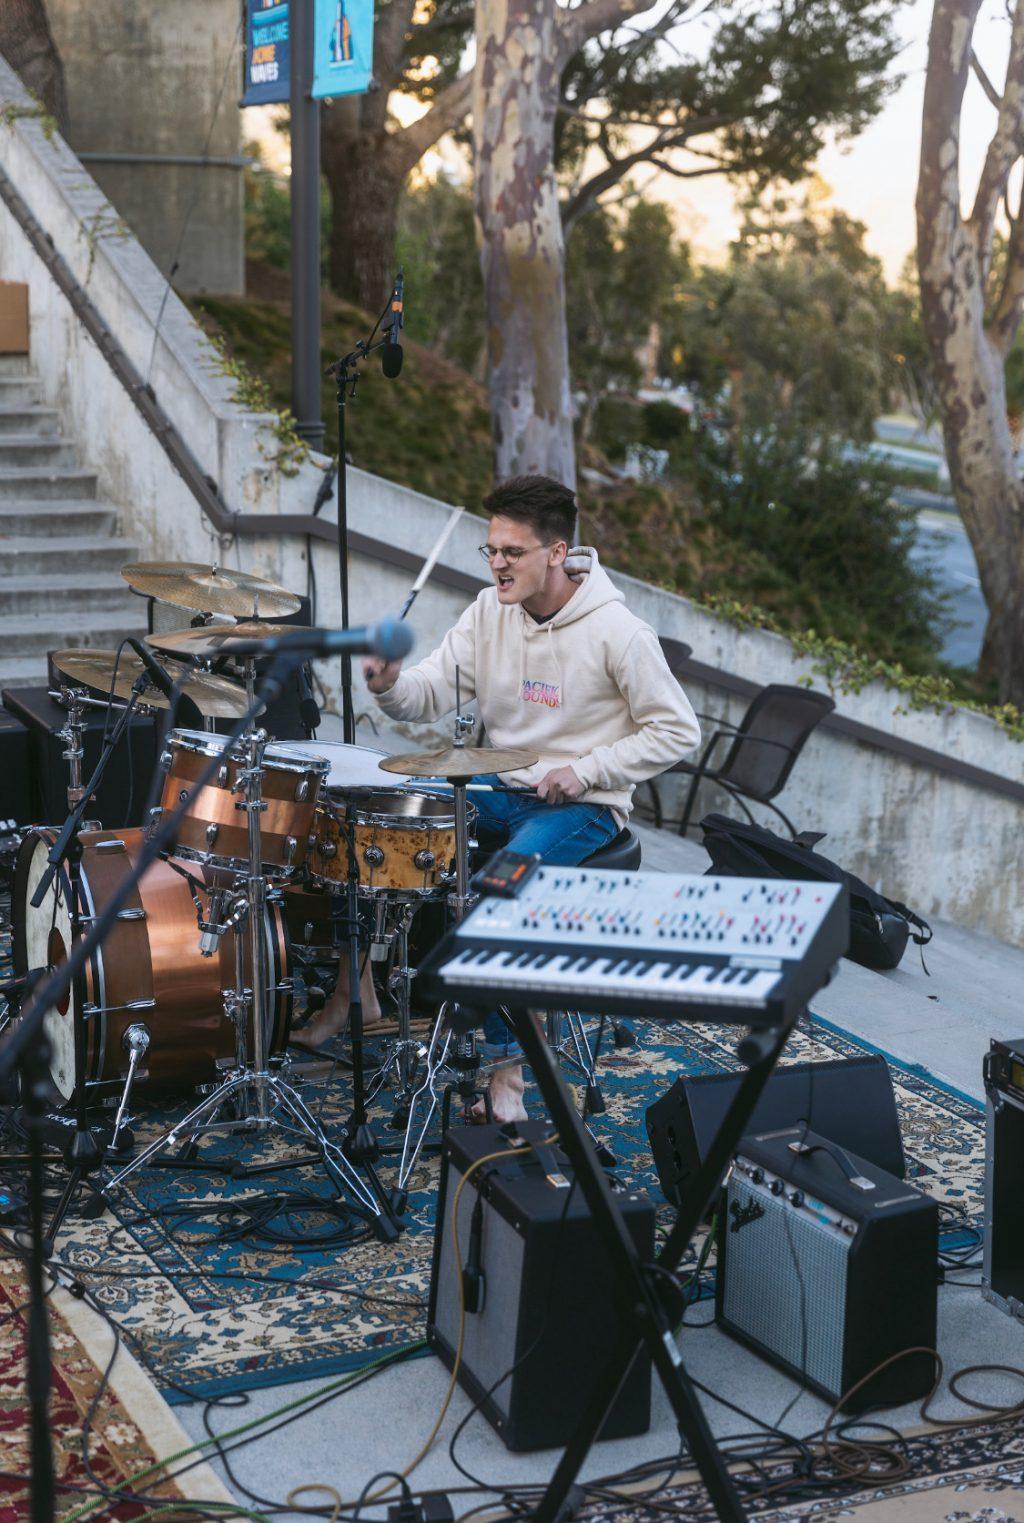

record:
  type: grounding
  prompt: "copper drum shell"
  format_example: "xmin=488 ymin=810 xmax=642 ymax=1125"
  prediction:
xmin=308 ymin=788 xmax=469 ymax=895
xmin=12 ymin=827 xmax=292 ymax=1102
xmin=158 ymin=731 xmax=328 ymax=878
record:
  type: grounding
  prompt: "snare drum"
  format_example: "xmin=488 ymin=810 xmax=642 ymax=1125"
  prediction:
xmin=159 ymin=729 xmax=328 ymax=878
xmin=12 ymin=827 xmax=292 ymax=1102
xmin=309 ymin=788 xmax=467 ymax=896
xmin=288 ymin=741 xmax=416 ymax=792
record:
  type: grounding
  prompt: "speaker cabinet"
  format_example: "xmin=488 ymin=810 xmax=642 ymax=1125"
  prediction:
xmin=646 ymin=1054 xmax=905 ymax=1208
xmin=983 ymin=1036 xmax=1024 ymax=1317
xmin=428 ymin=1122 xmax=654 ymax=1452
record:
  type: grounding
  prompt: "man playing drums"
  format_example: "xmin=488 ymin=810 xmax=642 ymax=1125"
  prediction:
xmin=304 ymin=474 xmax=700 ymax=1120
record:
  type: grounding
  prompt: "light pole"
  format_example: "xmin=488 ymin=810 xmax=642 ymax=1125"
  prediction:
xmin=289 ymin=0 xmax=325 ymax=450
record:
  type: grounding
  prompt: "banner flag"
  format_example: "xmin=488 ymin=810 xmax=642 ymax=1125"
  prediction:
xmin=312 ymin=0 xmax=374 ymax=98
xmin=243 ymin=0 xmax=290 ymax=106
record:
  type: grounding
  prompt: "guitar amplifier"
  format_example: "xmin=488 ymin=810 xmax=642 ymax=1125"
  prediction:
xmin=428 ymin=1122 xmax=654 ymax=1452
xmin=716 ymin=1127 xmax=937 ymax=1411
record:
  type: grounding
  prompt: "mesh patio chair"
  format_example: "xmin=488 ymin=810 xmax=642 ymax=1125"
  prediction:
xmin=647 ymin=682 xmax=835 ymax=838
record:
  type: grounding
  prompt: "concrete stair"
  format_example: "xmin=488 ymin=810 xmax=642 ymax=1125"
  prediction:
xmin=0 ymin=358 xmax=143 ymax=691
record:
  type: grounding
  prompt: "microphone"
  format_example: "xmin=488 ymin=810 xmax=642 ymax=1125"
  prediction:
xmin=126 ymin=638 xmax=205 ymax=729
xmin=381 ymin=270 xmax=404 ymax=379
xmin=296 ymin=662 xmax=321 ymax=737
xmin=223 ymin=617 xmax=415 ymax=661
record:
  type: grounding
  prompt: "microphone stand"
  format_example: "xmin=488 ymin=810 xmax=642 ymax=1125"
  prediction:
xmin=29 ymin=677 xmax=153 ymax=1251
xmin=325 ymin=273 xmax=403 ymax=746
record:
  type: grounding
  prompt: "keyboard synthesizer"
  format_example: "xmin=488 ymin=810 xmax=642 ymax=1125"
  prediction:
xmin=418 ymin=866 xmax=848 ymax=1026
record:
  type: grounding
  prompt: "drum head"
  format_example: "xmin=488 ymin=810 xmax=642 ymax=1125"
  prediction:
xmin=15 ymin=832 xmax=78 ymax=1100
xmin=290 ymin=741 xmax=416 ymax=791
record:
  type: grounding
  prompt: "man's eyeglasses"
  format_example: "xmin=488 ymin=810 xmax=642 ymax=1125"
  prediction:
xmin=478 ymin=541 xmax=557 ymax=565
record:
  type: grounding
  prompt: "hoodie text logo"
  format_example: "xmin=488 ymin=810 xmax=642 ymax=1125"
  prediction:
xmin=521 ymin=679 xmax=562 ymax=709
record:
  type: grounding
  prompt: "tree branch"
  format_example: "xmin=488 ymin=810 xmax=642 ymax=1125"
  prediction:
xmin=971 ymin=49 xmax=1003 ymax=109
xmin=556 ymin=0 xmax=662 ymax=66
xmin=969 ymin=4 xmax=1024 ymax=279
xmin=391 ymin=70 xmax=472 ymax=173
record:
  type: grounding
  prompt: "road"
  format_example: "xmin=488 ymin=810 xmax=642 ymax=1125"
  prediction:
xmin=909 ymin=510 xmax=986 ymax=669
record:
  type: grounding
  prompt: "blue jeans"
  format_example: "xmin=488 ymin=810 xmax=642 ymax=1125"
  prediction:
xmin=458 ymin=775 xmax=619 ymax=1056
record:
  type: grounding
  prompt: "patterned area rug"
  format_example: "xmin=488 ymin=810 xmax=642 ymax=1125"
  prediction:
xmin=576 ymin=1417 xmax=1024 ymax=1522
xmin=0 ymin=1256 xmax=232 ymax=1520
xmin=48 ymin=1010 xmax=984 ymax=1406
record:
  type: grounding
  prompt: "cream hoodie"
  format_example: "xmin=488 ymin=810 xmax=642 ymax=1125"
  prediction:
xmin=374 ymin=547 xmax=701 ymax=822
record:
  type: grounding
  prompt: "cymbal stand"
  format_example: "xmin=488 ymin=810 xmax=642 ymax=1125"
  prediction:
xmin=100 ymin=726 xmax=396 ymax=1240
xmin=396 ymin=687 xmax=494 ymax=1198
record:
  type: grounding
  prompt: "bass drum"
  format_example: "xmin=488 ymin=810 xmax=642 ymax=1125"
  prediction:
xmin=12 ymin=827 xmax=292 ymax=1103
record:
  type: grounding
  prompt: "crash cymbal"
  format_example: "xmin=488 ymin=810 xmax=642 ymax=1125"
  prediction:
xmin=121 ymin=562 xmax=301 ymax=619
xmin=148 ymin=623 xmax=318 ymax=659
xmin=51 ymin=650 xmax=251 ymax=718
xmin=379 ymin=746 xmax=539 ymax=779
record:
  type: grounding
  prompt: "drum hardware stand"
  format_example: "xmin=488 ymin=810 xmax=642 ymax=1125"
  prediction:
xmin=31 ymin=681 xmax=156 ymax=1250
xmin=0 ymin=989 xmax=57 ymax=1523
xmin=510 ymin=1007 xmax=803 ymax=1523
xmin=394 ymin=686 xmax=495 ymax=1201
xmin=100 ymin=727 xmax=398 ymax=1240
xmin=334 ymin=804 xmax=405 ymax=1238
xmin=107 ymin=1024 xmax=150 ymax=1155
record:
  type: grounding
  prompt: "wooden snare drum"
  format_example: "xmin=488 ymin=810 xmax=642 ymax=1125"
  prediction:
xmin=12 ymin=827 xmax=292 ymax=1102
xmin=158 ymin=729 xmax=328 ymax=878
xmin=309 ymin=788 xmax=466 ymax=896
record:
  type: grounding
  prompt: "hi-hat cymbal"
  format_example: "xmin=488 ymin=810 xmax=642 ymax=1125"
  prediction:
xmin=121 ymin=562 xmax=301 ymax=619
xmin=51 ymin=650 xmax=251 ymax=718
xmin=379 ymin=746 xmax=539 ymax=779
xmin=148 ymin=623 xmax=317 ymax=659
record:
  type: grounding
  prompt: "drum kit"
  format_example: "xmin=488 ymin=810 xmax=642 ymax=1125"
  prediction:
xmin=5 ymin=559 xmax=540 ymax=1244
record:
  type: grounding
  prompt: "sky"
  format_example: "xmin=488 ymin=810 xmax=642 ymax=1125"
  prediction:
xmin=245 ymin=0 xmax=1015 ymax=284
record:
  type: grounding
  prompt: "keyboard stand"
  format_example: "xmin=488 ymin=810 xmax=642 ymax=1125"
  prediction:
xmin=509 ymin=1003 xmax=802 ymax=1523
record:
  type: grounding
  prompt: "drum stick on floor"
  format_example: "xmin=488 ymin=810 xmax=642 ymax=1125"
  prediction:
xmin=399 ymin=505 xmax=466 ymax=620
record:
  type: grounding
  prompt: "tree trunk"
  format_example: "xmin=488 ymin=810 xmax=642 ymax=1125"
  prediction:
xmin=0 ymin=0 xmax=68 ymax=133
xmin=322 ymin=106 xmax=405 ymax=311
xmin=916 ymin=0 xmax=1024 ymax=705
xmin=474 ymin=0 xmax=576 ymax=487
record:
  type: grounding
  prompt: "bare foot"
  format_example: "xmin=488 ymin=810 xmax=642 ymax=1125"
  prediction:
xmin=299 ymin=955 xmax=381 ymax=1048
xmin=471 ymin=1062 xmax=528 ymax=1124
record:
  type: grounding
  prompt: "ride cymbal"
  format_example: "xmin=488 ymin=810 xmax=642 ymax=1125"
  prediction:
xmin=51 ymin=650 xmax=251 ymax=718
xmin=148 ymin=623 xmax=318 ymax=659
xmin=121 ymin=562 xmax=301 ymax=619
xmin=379 ymin=746 xmax=539 ymax=779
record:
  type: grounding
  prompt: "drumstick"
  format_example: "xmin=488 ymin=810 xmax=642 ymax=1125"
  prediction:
xmin=399 ymin=505 xmax=466 ymax=619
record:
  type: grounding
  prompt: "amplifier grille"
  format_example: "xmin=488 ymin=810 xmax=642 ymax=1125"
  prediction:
xmin=721 ymin=1176 xmax=849 ymax=1394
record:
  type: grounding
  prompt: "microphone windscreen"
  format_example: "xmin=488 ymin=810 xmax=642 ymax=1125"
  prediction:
xmin=370 ymin=618 xmax=415 ymax=661
xmin=381 ymin=341 xmax=404 ymax=379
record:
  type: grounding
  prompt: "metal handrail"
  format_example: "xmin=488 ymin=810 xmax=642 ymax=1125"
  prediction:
xmin=1 ymin=161 xmax=1020 ymax=807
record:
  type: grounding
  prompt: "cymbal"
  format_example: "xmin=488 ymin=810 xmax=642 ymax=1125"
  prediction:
xmin=51 ymin=649 xmax=251 ymax=718
xmin=379 ymin=746 xmax=539 ymax=779
xmin=121 ymin=562 xmax=301 ymax=619
xmin=148 ymin=623 xmax=317 ymax=659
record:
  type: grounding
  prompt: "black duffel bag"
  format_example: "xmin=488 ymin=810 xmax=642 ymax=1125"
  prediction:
xmin=699 ymin=813 xmax=932 ymax=971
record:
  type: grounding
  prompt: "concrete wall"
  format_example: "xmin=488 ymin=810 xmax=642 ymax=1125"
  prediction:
xmin=45 ymin=0 xmax=244 ymax=295
xmin=1 ymin=60 xmax=1022 ymax=945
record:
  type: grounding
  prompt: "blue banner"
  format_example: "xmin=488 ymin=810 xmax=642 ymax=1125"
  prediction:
xmin=312 ymin=0 xmax=374 ymax=99
xmin=243 ymin=1 xmax=290 ymax=106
